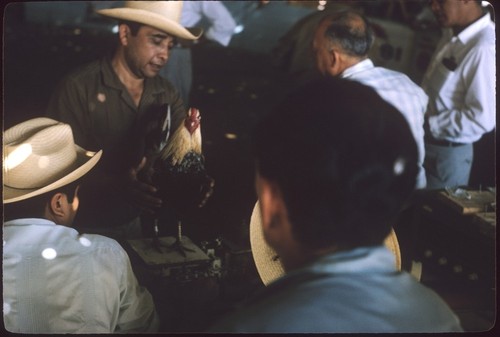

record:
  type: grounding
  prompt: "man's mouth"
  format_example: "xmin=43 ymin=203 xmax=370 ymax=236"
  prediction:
xmin=150 ymin=63 xmax=163 ymax=72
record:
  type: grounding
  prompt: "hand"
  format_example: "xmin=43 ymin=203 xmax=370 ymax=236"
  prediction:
xmin=123 ymin=157 xmax=163 ymax=213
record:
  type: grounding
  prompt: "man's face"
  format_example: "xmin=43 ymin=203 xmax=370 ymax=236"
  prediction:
xmin=123 ymin=25 xmax=174 ymax=78
xmin=429 ymin=0 xmax=469 ymax=28
xmin=312 ymin=20 xmax=334 ymax=76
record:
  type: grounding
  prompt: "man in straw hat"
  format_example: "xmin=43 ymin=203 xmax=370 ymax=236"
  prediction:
xmin=208 ymin=78 xmax=462 ymax=333
xmin=45 ymin=1 xmax=206 ymax=238
xmin=3 ymin=117 xmax=159 ymax=333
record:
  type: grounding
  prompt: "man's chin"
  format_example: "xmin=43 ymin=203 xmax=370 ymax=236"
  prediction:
xmin=144 ymin=70 xmax=159 ymax=78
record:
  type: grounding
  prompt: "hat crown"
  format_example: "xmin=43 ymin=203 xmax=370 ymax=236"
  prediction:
xmin=96 ymin=1 xmax=202 ymax=40
xmin=124 ymin=1 xmax=182 ymax=23
xmin=4 ymin=118 xmax=78 ymax=190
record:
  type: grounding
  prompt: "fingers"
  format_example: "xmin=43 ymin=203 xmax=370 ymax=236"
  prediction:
xmin=135 ymin=156 xmax=147 ymax=172
xmin=129 ymin=180 xmax=162 ymax=212
xmin=124 ymin=157 xmax=163 ymax=212
xmin=198 ymin=177 xmax=215 ymax=208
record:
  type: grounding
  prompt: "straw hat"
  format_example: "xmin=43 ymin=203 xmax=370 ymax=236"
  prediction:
xmin=250 ymin=201 xmax=402 ymax=286
xmin=96 ymin=1 xmax=203 ymax=40
xmin=3 ymin=118 xmax=102 ymax=204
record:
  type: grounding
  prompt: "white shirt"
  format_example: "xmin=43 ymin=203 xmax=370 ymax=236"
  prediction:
xmin=181 ymin=1 xmax=236 ymax=46
xmin=3 ymin=218 xmax=159 ymax=333
xmin=421 ymin=13 xmax=496 ymax=144
xmin=342 ymin=59 xmax=429 ymax=189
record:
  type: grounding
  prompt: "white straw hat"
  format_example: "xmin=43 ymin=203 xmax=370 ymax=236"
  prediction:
xmin=3 ymin=117 xmax=102 ymax=204
xmin=96 ymin=1 xmax=203 ymax=40
xmin=250 ymin=201 xmax=402 ymax=286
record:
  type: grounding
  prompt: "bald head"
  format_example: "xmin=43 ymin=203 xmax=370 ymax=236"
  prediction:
xmin=312 ymin=10 xmax=375 ymax=77
xmin=320 ymin=11 xmax=374 ymax=57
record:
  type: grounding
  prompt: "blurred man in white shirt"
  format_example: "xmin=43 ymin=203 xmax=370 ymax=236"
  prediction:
xmin=421 ymin=0 xmax=495 ymax=189
xmin=160 ymin=1 xmax=236 ymax=105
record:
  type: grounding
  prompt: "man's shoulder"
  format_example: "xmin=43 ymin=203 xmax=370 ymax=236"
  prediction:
xmin=472 ymin=22 xmax=495 ymax=47
xmin=371 ymin=65 xmax=411 ymax=79
xmin=61 ymin=58 xmax=105 ymax=83
xmin=358 ymin=64 xmax=423 ymax=92
xmin=78 ymin=233 xmax=127 ymax=254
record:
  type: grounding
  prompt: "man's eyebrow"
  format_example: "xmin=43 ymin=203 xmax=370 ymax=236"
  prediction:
xmin=149 ymin=33 xmax=171 ymax=39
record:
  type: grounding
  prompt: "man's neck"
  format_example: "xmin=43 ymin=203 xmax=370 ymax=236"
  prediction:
xmin=111 ymin=51 xmax=144 ymax=106
xmin=452 ymin=8 xmax=485 ymax=36
xmin=111 ymin=56 xmax=143 ymax=89
xmin=338 ymin=55 xmax=368 ymax=76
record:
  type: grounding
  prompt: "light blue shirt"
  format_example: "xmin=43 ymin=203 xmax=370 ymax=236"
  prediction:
xmin=421 ymin=13 xmax=495 ymax=144
xmin=181 ymin=1 xmax=236 ymax=46
xmin=209 ymin=246 xmax=463 ymax=333
xmin=342 ymin=59 xmax=429 ymax=189
xmin=3 ymin=218 xmax=159 ymax=333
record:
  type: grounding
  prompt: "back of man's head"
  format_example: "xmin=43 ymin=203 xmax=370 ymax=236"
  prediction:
xmin=253 ymin=77 xmax=418 ymax=250
xmin=322 ymin=10 xmax=374 ymax=58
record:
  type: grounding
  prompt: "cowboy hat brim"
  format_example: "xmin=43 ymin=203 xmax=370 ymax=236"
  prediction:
xmin=97 ymin=8 xmax=203 ymax=40
xmin=3 ymin=148 xmax=102 ymax=204
xmin=249 ymin=201 xmax=401 ymax=286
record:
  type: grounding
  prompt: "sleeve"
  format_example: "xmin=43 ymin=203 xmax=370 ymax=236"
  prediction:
xmin=429 ymin=40 xmax=496 ymax=140
xmin=46 ymin=75 xmax=94 ymax=150
xmin=201 ymin=1 xmax=237 ymax=46
xmin=115 ymin=248 xmax=160 ymax=333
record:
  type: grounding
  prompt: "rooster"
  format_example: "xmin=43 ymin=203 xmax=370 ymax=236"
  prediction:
xmin=139 ymin=106 xmax=215 ymax=254
xmin=153 ymin=107 xmax=214 ymax=213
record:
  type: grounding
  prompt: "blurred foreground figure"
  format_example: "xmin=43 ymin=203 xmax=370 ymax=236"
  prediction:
xmin=3 ymin=118 xmax=159 ymax=333
xmin=208 ymin=78 xmax=463 ymax=333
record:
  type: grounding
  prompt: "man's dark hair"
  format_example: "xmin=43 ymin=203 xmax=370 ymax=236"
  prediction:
xmin=118 ymin=20 xmax=142 ymax=36
xmin=252 ymin=77 xmax=418 ymax=250
xmin=322 ymin=11 xmax=374 ymax=57
xmin=3 ymin=180 xmax=80 ymax=222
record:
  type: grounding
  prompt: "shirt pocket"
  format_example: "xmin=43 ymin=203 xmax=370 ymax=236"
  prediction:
xmin=429 ymin=63 xmax=461 ymax=113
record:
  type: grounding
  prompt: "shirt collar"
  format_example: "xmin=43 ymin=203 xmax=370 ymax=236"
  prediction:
xmin=453 ymin=13 xmax=493 ymax=45
xmin=275 ymin=245 xmax=396 ymax=286
xmin=247 ymin=245 xmax=396 ymax=305
xmin=101 ymin=56 xmax=124 ymax=90
xmin=100 ymin=56 xmax=165 ymax=96
xmin=307 ymin=245 xmax=396 ymax=274
xmin=4 ymin=218 xmax=57 ymax=227
xmin=341 ymin=58 xmax=374 ymax=79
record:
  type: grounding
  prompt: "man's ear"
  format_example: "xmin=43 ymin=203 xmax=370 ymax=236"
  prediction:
xmin=49 ymin=193 xmax=66 ymax=218
xmin=256 ymin=174 xmax=288 ymax=232
xmin=327 ymin=49 xmax=341 ymax=76
xmin=118 ymin=24 xmax=130 ymax=46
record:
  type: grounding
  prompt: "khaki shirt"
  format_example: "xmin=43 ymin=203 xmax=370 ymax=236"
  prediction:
xmin=47 ymin=56 xmax=185 ymax=154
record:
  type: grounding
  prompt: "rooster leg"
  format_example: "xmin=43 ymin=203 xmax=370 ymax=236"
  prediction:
xmin=162 ymin=221 xmax=195 ymax=257
xmin=151 ymin=218 xmax=164 ymax=253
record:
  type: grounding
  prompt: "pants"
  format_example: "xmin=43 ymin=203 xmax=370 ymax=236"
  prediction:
xmin=423 ymin=142 xmax=473 ymax=189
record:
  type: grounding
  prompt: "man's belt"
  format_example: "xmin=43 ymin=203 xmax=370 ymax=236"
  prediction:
xmin=423 ymin=117 xmax=467 ymax=147
xmin=425 ymin=136 xmax=467 ymax=147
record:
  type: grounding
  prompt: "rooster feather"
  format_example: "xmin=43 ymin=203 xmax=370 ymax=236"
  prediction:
xmin=160 ymin=107 xmax=202 ymax=166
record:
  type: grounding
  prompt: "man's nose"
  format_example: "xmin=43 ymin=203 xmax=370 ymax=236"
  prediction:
xmin=158 ymin=45 xmax=170 ymax=62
